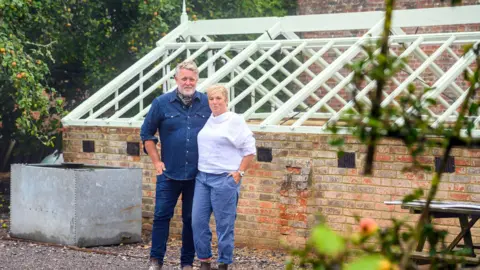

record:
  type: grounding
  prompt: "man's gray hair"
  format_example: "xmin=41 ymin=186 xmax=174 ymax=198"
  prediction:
xmin=175 ymin=60 xmax=199 ymax=77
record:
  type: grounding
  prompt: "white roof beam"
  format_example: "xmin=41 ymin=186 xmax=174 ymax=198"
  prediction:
xmin=64 ymin=46 xmax=167 ymax=121
xmin=197 ymin=22 xmax=282 ymax=91
xmin=159 ymin=32 xmax=480 ymax=50
xmin=110 ymin=44 xmax=215 ymax=120
xmin=432 ymin=88 xmax=470 ymax=128
xmin=380 ymin=36 xmax=456 ymax=108
xmin=293 ymin=72 xmax=354 ymax=128
xmin=64 ymin=23 xmax=189 ymax=123
xmin=225 ymin=44 xmax=281 ymax=89
xmin=87 ymin=44 xmax=187 ymax=120
xmin=229 ymin=42 xmax=308 ymax=109
xmin=242 ymin=49 xmax=311 ymax=110
xmin=190 ymin=35 xmax=286 ymax=109
xmin=322 ymin=37 xmax=424 ymax=128
xmin=446 ymin=47 xmax=474 ymax=78
xmin=242 ymin=41 xmax=335 ymax=118
xmin=278 ymin=48 xmax=346 ymax=110
xmin=397 ymin=41 xmax=479 ymax=126
xmin=283 ymin=32 xmax=361 ymax=99
xmin=257 ymin=49 xmax=334 ymax=112
xmin=185 ymin=6 xmax=480 ymax=36
xmin=220 ymin=56 xmax=286 ymax=109
xmin=261 ymin=20 xmax=384 ymax=126
xmin=392 ymin=27 xmax=466 ymax=98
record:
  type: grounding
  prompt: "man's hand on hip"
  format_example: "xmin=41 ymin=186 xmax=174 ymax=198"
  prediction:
xmin=154 ymin=161 xmax=166 ymax=175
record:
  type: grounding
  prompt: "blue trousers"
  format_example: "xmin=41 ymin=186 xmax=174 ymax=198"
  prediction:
xmin=150 ymin=175 xmax=195 ymax=267
xmin=192 ymin=171 xmax=240 ymax=264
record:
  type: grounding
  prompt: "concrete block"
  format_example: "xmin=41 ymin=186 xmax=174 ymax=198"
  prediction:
xmin=10 ymin=163 xmax=142 ymax=247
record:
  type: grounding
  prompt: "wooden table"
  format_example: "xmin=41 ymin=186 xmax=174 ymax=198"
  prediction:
xmin=385 ymin=200 xmax=480 ymax=257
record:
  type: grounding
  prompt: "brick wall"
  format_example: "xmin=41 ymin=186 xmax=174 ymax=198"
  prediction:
xmin=63 ymin=127 xmax=480 ymax=248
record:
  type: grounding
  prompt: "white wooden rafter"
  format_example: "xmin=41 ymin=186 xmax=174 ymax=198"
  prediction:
xmin=62 ymin=6 xmax=480 ymax=137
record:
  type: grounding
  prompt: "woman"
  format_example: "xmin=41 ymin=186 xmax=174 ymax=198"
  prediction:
xmin=192 ymin=85 xmax=256 ymax=270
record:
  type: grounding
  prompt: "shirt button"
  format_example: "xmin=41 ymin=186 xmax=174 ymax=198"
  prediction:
xmin=188 ymin=127 xmax=190 ymax=130
xmin=187 ymin=139 xmax=190 ymax=142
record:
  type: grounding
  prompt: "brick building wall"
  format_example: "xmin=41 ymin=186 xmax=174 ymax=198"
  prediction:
xmin=63 ymin=127 xmax=480 ymax=248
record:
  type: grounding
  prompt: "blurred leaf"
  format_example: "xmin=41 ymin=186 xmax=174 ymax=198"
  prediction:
xmin=309 ymin=224 xmax=345 ymax=257
xmin=402 ymin=188 xmax=424 ymax=203
xmin=329 ymin=138 xmax=345 ymax=147
xmin=344 ymin=254 xmax=385 ymax=270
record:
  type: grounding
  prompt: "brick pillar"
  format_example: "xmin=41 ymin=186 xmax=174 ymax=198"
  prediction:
xmin=279 ymin=158 xmax=312 ymax=247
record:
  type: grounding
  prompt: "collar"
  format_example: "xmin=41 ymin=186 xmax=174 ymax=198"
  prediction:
xmin=210 ymin=111 xmax=232 ymax=124
xmin=169 ymin=89 xmax=201 ymax=103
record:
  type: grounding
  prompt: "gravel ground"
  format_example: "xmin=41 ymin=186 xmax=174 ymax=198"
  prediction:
xmin=0 ymin=226 xmax=287 ymax=269
xmin=0 ymin=172 xmax=288 ymax=269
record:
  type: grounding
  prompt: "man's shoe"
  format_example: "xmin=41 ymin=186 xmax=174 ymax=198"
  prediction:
xmin=199 ymin=261 xmax=211 ymax=270
xmin=181 ymin=265 xmax=193 ymax=270
xmin=218 ymin=263 xmax=228 ymax=270
xmin=148 ymin=258 xmax=162 ymax=270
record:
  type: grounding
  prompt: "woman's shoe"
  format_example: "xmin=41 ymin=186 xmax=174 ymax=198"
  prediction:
xmin=199 ymin=262 xmax=211 ymax=270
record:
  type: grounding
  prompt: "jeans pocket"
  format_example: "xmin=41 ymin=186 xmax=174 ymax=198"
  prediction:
xmin=227 ymin=175 xmax=239 ymax=186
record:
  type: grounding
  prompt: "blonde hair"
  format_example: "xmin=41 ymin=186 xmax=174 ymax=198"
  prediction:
xmin=175 ymin=60 xmax=199 ymax=77
xmin=206 ymin=85 xmax=229 ymax=102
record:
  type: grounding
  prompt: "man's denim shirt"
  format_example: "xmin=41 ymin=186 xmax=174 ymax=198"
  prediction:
xmin=140 ymin=90 xmax=211 ymax=180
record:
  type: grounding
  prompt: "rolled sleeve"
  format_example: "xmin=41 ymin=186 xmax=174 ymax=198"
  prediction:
xmin=140 ymin=98 xmax=162 ymax=154
xmin=240 ymin=134 xmax=256 ymax=156
xmin=230 ymin=115 xmax=256 ymax=157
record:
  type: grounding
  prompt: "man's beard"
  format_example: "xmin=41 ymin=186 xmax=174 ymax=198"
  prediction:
xmin=177 ymin=89 xmax=194 ymax=106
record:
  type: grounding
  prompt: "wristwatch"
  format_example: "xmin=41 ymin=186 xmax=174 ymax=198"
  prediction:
xmin=237 ymin=170 xmax=245 ymax=177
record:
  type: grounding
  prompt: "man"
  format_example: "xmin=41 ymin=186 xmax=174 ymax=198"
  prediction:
xmin=140 ymin=60 xmax=211 ymax=270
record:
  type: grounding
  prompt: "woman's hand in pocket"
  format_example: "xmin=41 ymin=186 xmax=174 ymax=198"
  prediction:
xmin=228 ymin=171 xmax=241 ymax=184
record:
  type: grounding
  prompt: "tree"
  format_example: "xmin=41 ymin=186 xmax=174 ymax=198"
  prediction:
xmin=0 ymin=0 xmax=295 ymax=161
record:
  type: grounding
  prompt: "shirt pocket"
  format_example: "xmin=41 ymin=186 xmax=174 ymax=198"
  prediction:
xmin=192 ymin=112 xmax=209 ymax=128
xmin=164 ymin=112 xmax=181 ymax=133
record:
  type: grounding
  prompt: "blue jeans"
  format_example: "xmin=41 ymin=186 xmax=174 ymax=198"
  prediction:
xmin=150 ymin=175 xmax=195 ymax=267
xmin=192 ymin=171 xmax=240 ymax=264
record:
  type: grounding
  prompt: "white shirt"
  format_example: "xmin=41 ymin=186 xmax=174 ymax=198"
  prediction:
xmin=197 ymin=112 xmax=256 ymax=174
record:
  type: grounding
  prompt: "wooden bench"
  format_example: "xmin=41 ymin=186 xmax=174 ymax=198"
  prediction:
xmin=385 ymin=200 xmax=480 ymax=266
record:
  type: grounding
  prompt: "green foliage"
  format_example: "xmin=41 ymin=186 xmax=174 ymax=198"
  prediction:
xmin=0 ymin=0 xmax=295 ymax=151
xmin=291 ymin=0 xmax=480 ymax=268
xmin=310 ymin=225 xmax=345 ymax=258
